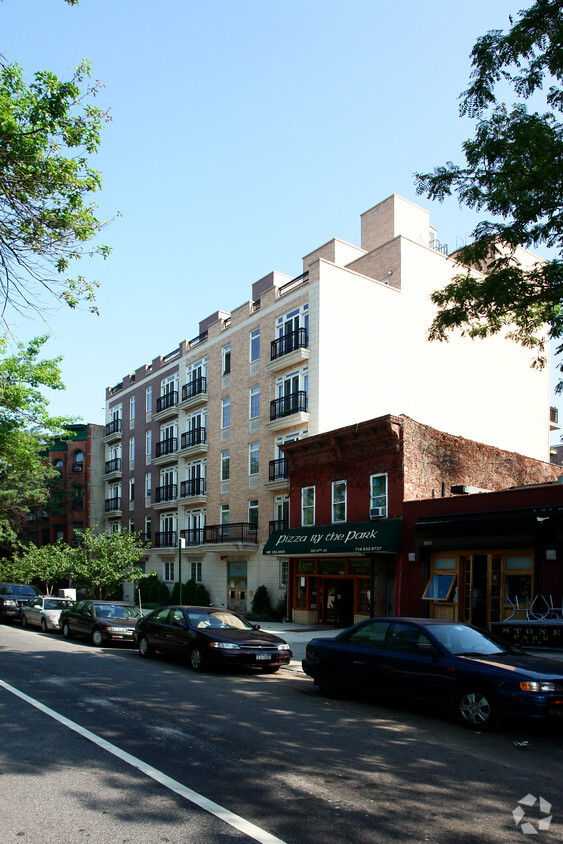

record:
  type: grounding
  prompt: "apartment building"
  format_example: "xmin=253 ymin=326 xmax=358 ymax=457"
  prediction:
xmin=103 ymin=194 xmax=552 ymax=611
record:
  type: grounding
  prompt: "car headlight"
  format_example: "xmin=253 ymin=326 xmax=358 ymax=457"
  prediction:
xmin=3 ymin=600 xmax=17 ymax=606
xmin=105 ymin=626 xmax=130 ymax=633
xmin=209 ymin=642 xmax=240 ymax=649
xmin=277 ymin=643 xmax=290 ymax=650
xmin=520 ymin=681 xmax=559 ymax=692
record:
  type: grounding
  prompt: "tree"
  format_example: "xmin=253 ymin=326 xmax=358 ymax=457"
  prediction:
xmin=73 ymin=526 xmax=148 ymax=600
xmin=415 ymin=0 xmax=563 ymax=386
xmin=9 ymin=539 xmax=78 ymax=594
xmin=0 ymin=334 xmax=72 ymax=553
xmin=0 ymin=53 xmax=110 ymax=326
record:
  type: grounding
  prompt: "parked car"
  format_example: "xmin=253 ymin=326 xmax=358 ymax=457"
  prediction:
xmin=302 ymin=617 xmax=563 ymax=730
xmin=21 ymin=596 xmax=74 ymax=632
xmin=60 ymin=600 xmax=141 ymax=646
xmin=0 ymin=583 xmax=42 ymax=623
xmin=135 ymin=605 xmax=292 ymax=672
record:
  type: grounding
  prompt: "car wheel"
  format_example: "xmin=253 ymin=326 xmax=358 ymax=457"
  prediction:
xmin=21 ymin=614 xmax=28 ymax=629
xmin=189 ymin=645 xmax=206 ymax=672
xmin=262 ymin=665 xmax=281 ymax=673
xmin=62 ymin=621 xmax=72 ymax=639
xmin=318 ymin=665 xmax=344 ymax=699
xmin=455 ymin=686 xmax=500 ymax=731
xmin=138 ymin=635 xmax=152 ymax=658
xmin=91 ymin=628 xmax=104 ymax=647
xmin=41 ymin=618 xmax=48 ymax=633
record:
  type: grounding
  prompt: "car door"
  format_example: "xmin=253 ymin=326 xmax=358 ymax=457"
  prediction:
xmin=325 ymin=620 xmax=391 ymax=691
xmin=161 ymin=608 xmax=191 ymax=655
xmin=143 ymin=608 xmax=175 ymax=651
xmin=380 ymin=621 xmax=454 ymax=701
xmin=27 ymin=597 xmax=42 ymax=627
xmin=75 ymin=601 xmax=94 ymax=637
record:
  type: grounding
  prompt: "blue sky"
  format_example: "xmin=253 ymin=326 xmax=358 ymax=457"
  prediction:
xmin=3 ymin=0 xmax=560 ymax=441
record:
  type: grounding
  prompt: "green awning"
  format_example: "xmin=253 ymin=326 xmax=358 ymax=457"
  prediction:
xmin=263 ymin=519 xmax=402 ymax=556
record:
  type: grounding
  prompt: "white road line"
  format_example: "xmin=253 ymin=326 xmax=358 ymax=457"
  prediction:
xmin=0 ymin=678 xmax=287 ymax=844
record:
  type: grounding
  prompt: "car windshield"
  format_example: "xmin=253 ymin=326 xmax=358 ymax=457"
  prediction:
xmin=94 ymin=604 xmax=141 ymax=620
xmin=44 ymin=599 xmax=71 ymax=610
xmin=187 ymin=611 xmax=254 ymax=630
xmin=0 ymin=584 xmax=37 ymax=597
xmin=430 ymin=624 xmax=510 ymax=656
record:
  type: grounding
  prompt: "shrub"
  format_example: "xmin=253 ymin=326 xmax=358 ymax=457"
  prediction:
xmin=171 ymin=578 xmax=210 ymax=606
xmin=138 ymin=573 xmax=170 ymax=606
xmin=251 ymin=585 xmax=273 ymax=617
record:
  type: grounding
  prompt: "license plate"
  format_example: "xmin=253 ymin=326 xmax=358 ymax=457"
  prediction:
xmin=256 ymin=653 xmax=271 ymax=661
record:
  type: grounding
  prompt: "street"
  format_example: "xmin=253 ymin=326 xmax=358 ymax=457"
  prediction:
xmin=1 ymin=623 xmax=562 ymax=843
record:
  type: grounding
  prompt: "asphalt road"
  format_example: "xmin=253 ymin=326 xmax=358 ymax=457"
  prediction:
xmin=1 ymin=623 xmax=562 ymax=844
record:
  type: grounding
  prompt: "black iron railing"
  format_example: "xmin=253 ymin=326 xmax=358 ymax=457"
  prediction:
xmin=180 ymin=477 xmax=206 ymax=497
xmin=269 ymin=458 xmax=289 ymax=481
xmin=270 ymin=327 xmax=308 ymax=360
xmin=105 ymin=419 xmax=122 ymax=436
xmin=180 ymin=528 xmax=205 ymax=546
xmin=105 ymin=497 xmax=122 ymax=512
xmin=204 ymin=522 xmax=258 ymax=544
xmin=105 ymin=458 xmax=122 ymax=474
xmin=181 ymin=427 xmax=207 ymax=449
xmin=181 ymin=376 xmax=207 ymax=402
xmin=156 ymin=391 xmax=178 ymax=413
xmin=155 ymin=438 xmax=178 ymax=458
xmin=155 ymin=484 xmax=178 ymax=503
xmin=154 ymin=531 xmax=177 ymax=548
xmin=270 ymin=391 xmax=307 ymax=421
xmin=269 ymin=519 xmax=289 ymax=535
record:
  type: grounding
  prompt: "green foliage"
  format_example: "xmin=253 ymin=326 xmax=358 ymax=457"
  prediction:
xmin=274 ymin=593 xmax=288 ymax=621
xmin=138 ymin=572 xmax=171 ymax=606
xmin=415 ymin=0 xmax=563 ymax=386
xmin=0 ymin=335 xmax=73 ymax=552
xmin=11 ymin=539 xmax=78 ymax=594
xmin=73 ymin=526 xmax=148 ymax=600
xmin=170 ymin=578 xmax=211 ymax=606
xmin=251 ymin=585 xmax=273 ymax=618
xmin=0 ymin=55 xmax=110 ymax=325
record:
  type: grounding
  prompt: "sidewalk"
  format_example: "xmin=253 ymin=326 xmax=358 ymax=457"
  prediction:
xmin=260 ymin=622 xmax=338 ymax=664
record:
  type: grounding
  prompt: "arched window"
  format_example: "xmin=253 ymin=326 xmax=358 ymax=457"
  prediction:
xmin=54 ymin=459 xmax=64 ymax=475
xmin=73 ymin=450 xmax=84 ymax=472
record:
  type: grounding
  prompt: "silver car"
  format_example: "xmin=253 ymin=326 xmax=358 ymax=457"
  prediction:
xmin=21 ymin=596 xmax=74 ymax=632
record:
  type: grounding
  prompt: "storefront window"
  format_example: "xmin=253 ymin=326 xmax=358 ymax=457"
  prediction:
xmin=318 ymin=559 xmax=346 ymax=575
xmin=297 ymin=560 xmax=316 ymax=575
xmin=422 ymin=573 xmax=457 ymax=601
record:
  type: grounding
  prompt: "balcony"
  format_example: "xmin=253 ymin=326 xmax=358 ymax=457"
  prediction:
xmin=179 ymin=376 xmax=208 ymax=411
xmin=266 ymin=391 xmax=309 ymax=432
xmin=269 ymin=458 xmax=289 ymax=482
xmin=178 ymin=427 xmax=208 ymax=458
xmin=179 ymin=477 xmax=206 ymax=503
xmin=203 ymin=522 xmax=258 ymax=546
xmin=550 ymin=406 xmax=561 ymax=431
xmin=155 ymin=484 xmax=178 ymax=504
xmin=105 ymin=497 xmax=122 ymax=514
xmin=154 ymin=531 xmax=178 ymax=548
xmin=104 ymin=457 xmax=122 ymax=477
xmin=180 ymin=527 xmax=205 ymax=547
xmin=267 ymin=328 xmax=309 ymax=373
xmin=153 ymin=437 xmax=178 ymax=465
xmin=104 ymin=419 xmax=122 ymax=442
xmin=154 ymin=391 xmax=179 ymax=421
xmin=269 ymin=519 xmax=289 ymax=536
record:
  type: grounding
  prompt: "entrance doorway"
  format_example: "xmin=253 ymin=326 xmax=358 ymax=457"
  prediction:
xmin=323 ymin=579 xmax=354 ymax=627
xmin=228 ymin=561 xmax=247 ymax=613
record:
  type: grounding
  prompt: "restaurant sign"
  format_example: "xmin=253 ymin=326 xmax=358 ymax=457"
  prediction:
xmin=263 ymin=519 xmax=402 ymax=556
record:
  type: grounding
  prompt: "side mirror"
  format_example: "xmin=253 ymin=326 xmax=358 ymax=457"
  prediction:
xmin=253 ymin=623 xmax=261 ymax=630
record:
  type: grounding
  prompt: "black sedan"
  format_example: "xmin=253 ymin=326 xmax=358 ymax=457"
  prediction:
xmin=0 ymin=583 xmax=42 ymax=623
xmin=60 ymin=600 xmax=141 ymax=646
xmin=302 ymin=617 xmax=563 ymax=730
xmin=135 ymin=605 xmax=292 ymax=672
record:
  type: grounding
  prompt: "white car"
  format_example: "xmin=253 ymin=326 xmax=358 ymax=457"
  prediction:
xmin=21 ymin=596 xmax=74 ymax=633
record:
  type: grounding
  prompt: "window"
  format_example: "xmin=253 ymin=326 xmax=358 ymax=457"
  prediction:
xmin=370 ymin=473 xmax=388 ymax=517
xmin=164 ymin=562 xmax=175 ymax=582
xmin=145 ymin=472 xmax=152 ymax=497
xmin=190 ymin=561 xmax=202 ymax=583
xmin=221 ymin=504 xmax=229 ymax=524
xmin=145 ymin=430 xmax=152 ymax=455
xmin=332 ymin=480 xmax=346 ymax=523
xmin=130 ymin=395 xmax=135 ymax=420
xmin=249 ymin=442 xmax=259 ymax=475
xmin=73 ymin=451 xmax=84 ymax=471
xmin=222 ymin=344 xmax=231 ymax=375
xmin=110 ymin=522 xmax=121 ymax=534
xmin=221 ymin=450 xmax=230 ymax=481
xmin=423 ymin=560 xmax=457 ymax=602
xmin=280 ymin=560 xmax=288 ymax=589
xmin=250 ymin=328 xmax=260 ymax=362
xmin=146 ymin=386 xmax=152 ymax=413
xmin=301 ymin=486 xmax=315 ymax=526
xmin=129 ymin=519 xmax=135 ymax=533
xmin=145 ymin=515 xmax=151 ymax=541
xmin=54 ymin=459 xmax=64 ymax=475
xmin=248 ymin=499 xmax=259 ymax=525
xmin=250 ymin=385 xmax=260 ymax=419
xmin=129 ymin=478 xmax=135 ymax=501
xmin=222 ymin=398 xmax=230 ymax=429
xmin=129 ymin=436 xmax=135 ymax=461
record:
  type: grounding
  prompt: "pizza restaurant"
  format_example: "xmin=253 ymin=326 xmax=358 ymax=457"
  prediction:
xmin=263 ymin=519 xmax=402 ymax=627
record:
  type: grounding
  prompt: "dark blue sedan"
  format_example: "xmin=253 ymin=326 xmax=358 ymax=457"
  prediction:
xmin=302 ymin=617 xmax=563 ymax=730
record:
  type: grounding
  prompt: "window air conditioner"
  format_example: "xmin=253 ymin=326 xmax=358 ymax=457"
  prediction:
xmin=370 ymin=507 xmax=386 ymax=519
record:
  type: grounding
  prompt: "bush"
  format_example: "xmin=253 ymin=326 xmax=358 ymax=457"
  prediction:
xmin=171 ymin=578 xmax=210 ymax=606
xmin=274 ymin=593 xmax=288 ymax=621
xmin=251 ymin=585 xmax=273 ymax=617
xmin=138 ymin=573 xmax=170 ymax=606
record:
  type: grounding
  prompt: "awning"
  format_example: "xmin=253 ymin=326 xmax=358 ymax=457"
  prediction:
xmin=263 ymin=519 xmax=402 ymax=556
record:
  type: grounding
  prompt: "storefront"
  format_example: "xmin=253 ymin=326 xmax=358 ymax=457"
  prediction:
xmin=263 ymin=520 xmax=401 ymax=626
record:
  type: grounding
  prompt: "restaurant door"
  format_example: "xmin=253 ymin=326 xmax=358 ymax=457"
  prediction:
xmin=323 ymin=579 xmax=354 ymax=627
